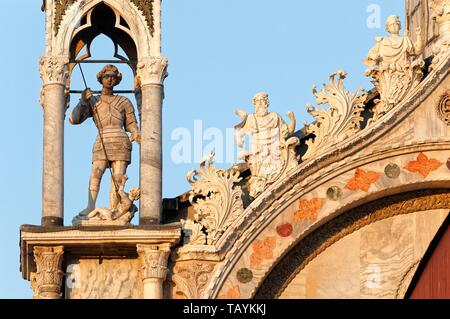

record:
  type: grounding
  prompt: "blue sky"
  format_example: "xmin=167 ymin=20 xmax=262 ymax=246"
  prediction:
xmin=0 ymin=1 xmax=405 ymax=298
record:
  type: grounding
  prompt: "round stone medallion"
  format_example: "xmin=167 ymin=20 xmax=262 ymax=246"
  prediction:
xmin=326 ymin=186 xmax=342 ymax=201
xmin=276 ymin=223 xmax=293 ymax=237
xmin=384 ymin=163 xmax=400 ymax=179
xmin=237 ymin=268 xmax=253 ymax=284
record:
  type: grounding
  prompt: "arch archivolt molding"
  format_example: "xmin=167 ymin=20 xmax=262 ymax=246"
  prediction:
xmin=48 ymin=0 xmax=157 ymax=58
xmin=205 ymin=143 xmax=450 ymax=299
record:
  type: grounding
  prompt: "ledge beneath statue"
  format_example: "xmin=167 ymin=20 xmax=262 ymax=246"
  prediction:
xmin=19 ymin=223 xmax=182 ymax=281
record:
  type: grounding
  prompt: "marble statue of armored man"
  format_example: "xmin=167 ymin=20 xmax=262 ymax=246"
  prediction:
xmin=69 ymin=65 xmax=141 ymax=225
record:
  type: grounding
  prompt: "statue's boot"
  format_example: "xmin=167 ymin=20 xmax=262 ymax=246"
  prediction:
xmin=72 ymin=189 xmax=98 ymax=225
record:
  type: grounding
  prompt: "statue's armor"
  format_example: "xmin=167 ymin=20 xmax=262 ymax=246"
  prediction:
xmin=70 ymin=95 xmax=139 ymax=163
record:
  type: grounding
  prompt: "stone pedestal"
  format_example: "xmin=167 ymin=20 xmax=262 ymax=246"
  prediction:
xmin=20 ymin=225 xmax=181 ymax=299
xmin=136 ymin=57 xmax=168 ymax=225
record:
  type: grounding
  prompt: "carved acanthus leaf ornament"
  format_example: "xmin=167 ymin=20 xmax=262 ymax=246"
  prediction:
xmin=53 ymin=0 xmax=77 ymax=35
xmin=303 ymin=70 xmax=367 ymax=160
xmin=172 ymin=262 xmax=215 ymax=299
xmin=186 ymin=152 xmax=244 ymax=246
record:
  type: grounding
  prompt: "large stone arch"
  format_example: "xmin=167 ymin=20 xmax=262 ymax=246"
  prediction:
xmin=255 ymin=188 xmax=450 ymax=298
xmin=207 ymin=143 xmax=450 ymax=299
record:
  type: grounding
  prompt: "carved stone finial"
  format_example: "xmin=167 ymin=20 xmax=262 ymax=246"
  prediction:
xmin=186 ymin=152 xmax=244 ymax=245
xmin=303 ymin=71 xmax=367 ymax=159
xmin=136 ymin=56 xmax=169 ymax=86
xmin=33 ymin=246 xmax=65 ymax=299
xmin=235 ymin=93 xmax=300 ymax=198
xmin=137 ymin=244 xmax=171 ymax=280
xmin=364 ymin=15 xmax=424 ymax=122
xmin=39 ymin=56 xmax=69 ymax=85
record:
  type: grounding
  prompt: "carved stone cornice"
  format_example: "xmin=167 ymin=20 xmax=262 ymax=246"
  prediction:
xmin=136 ymin=56 xmax=169 ymax=86
xmin=53 ymin=0 xmax=77 ymax=36
xmin=137 ymin=244 xmax=171 ymax=280
xmin=33 ymin=246 xmax=65 ymax=299
xmin=39 ymin=56 xmax=69 ymax=86
xmin=131 ymin=0 xmax=155 ymax=37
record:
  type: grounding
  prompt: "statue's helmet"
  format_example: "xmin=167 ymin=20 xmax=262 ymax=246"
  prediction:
xmin=97 ymin=64 xmax=123 ymax=85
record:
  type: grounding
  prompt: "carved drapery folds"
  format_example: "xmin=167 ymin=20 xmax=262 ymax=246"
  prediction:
xmin=430 ymin=1 xmax=450 ymax=70
xmin=185 ymin=153 xmax=244 ymax=246
xmin=136 ymin=56 xmax=169 ymax=86
xmin=303 ymin=71 xmax=367 ymax=160
xmin=171 ymin=262 xmax=215 ymax=299
xmin=137 ymin=244 xmax=171 ymax=280
xmin=33 ymin=246 xmax=65 ymax=299
xmin=235 ymin=93 xmax=300 ymax=198
xmin=364 ymin=16 xmax=424 ymax=122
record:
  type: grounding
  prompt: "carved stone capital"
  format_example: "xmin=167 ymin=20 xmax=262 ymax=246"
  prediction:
xmin=33 ymin=246 xmax=65 ymax=299
xmin=137 ymin=243 xmax=171 ymax=280
xmin=39 ymin=56 xmax=69 ymax=85
xmin=136 ymin=56 xmax=169 ymax=86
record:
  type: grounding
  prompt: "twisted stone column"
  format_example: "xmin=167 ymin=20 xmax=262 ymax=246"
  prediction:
xmin=137 ymin=243 xmax=171 ymax=299
xmin=136 ymin=57 xmax=168 ymax=225
xmin=33 ymin=246 xmax=65 ymax=299
xmin=39 ymin=56 xmax=69 ymax=226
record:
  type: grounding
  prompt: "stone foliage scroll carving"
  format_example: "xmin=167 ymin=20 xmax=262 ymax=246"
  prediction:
xmin=53 ymin=0 xmax=77 ymax=35
xmin=181 ymin=219 xmax=207 ymax=245
xmin=364 ymin=15 xmax=424 ymax=122
xmin=303 ymin=70 xmax=367 ymax=160
xmin=171 ymin=262 xmax=215 ymax=299
xmin=185 ymin=152 xmax=244 ymax=246
xmin=130 ymin=0 xmax=155 ymax=37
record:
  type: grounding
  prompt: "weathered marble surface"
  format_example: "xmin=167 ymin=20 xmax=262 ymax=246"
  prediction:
xmin=66 ymin=257 xmax=144 ymax=299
